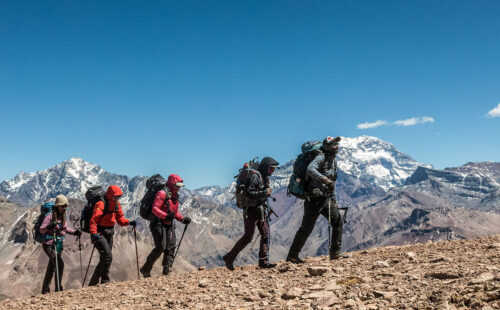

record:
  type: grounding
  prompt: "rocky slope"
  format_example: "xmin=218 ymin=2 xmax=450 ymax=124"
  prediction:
xmin=1 ymin=235 xmax=499 ymax=310
xmin=0 ymin=136 xmax=499 ymax=299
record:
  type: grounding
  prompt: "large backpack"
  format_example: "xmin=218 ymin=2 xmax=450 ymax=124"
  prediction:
xmin=287 ymin=141 xmax=322 ymax=199
xmin=139 ymin=174 xmax=171 ymax=221
xmin=234 ymin=158 xmax=262 ymax=209
xmin=33 ymin=202 xmax=54 ymax=243
xmin=80 ymin=186 xmax=110 ymax=233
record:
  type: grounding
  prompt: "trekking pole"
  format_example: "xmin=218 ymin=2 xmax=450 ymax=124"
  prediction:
xmin=171 ymin=223 xmax=189 ymax=268
xmin=242 ymin=234 xmax=259 ymax=263
xmin=82 ymin=245 xmax=95 ymax=288
xmin=133 ymin=227 xmax=140 ymax=279
xmin=53 ymin=232 xmax=61 ymax=292
xmin=266 ymin=199 xmax=272 ymax=264
xmin=77 ymin=235 xmax=83 ymax=284
xmin=328 ymin=197 xmax=332 ymax=259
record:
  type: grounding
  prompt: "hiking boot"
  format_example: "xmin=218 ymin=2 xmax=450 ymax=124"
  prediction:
xmin=259 ymin=263 xmax=277 ymax=269
xmin=331 ymin=252 xmax=350 ymax=260
xmin=140 ymin=266 xmax=151 ymax=278
xmin=162 ymin=267 xmax=170 ymax=276
xmin=286 ymin=256 xmax=305 ymax=264
xmin=223 ymin=255 xmax=235 ymax=271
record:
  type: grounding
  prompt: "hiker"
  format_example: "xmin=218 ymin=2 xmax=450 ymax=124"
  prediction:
xmin=39 ymin=195 xmax=81 ymax=294
xmin=287 ymin=136 xmax=349 ymax=263
xmin=140 ymin=174 xmax=191 ymax=277
xmin=88 ymin=185 xmax=136 ymax=286
xmin=223 ymin=157 xmax=279 ymax=270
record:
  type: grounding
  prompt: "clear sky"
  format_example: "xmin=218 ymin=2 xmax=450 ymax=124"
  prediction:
xmin=1 ymin=1 xmax=499 ymax=189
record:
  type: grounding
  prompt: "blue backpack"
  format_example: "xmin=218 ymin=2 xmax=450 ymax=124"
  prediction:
xmin=287 ymin=141 xmax=322 ymax=199
xmin=33 ymin=202 xmax=54 ymax=243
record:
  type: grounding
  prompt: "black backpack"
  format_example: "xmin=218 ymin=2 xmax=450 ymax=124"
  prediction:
xmin=287 ymin=141 xmax=322 ymax=199
xmin=234 ymin=158 xmax=262 ymax=209
xmin=80 ymin=186 xmax=111 ymax=233
xmin=33 ymin=202 xmax=54 ymax=243
xmin=139 ymin=174 xmax=171 ymax=220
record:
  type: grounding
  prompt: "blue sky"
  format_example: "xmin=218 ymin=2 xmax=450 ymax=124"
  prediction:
xmin=1 ymin=1 xmax=499 ymax=189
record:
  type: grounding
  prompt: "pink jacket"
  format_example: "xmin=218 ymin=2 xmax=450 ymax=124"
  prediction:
xmin=152 ymin=174 xmax=185 ymax=225
xmin=39 ymin=213 xmax=76 ymax=245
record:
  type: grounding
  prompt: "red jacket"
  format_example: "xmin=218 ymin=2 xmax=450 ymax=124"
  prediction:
xmin=89 ymin=185 xmax=130 ymax=234
xmin=152 ymin=174 xmax=184 ymax=225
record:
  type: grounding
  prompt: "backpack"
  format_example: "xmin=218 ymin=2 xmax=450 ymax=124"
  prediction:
xmin=234 ymin=158 xmax=262 ymax=209
xmin=139 ymin=174 xmax=171 ymax=221
xmin=33 ymin=202 xmax=54 ymax=243
xmin=287 ymin=141 xmax=322 ymax=199
xmin=80 ymin=186 xmax=110 ymax=233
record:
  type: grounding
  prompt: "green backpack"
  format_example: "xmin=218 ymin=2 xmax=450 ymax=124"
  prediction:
xmin=287 ymin=141 xmax=322 ymax=199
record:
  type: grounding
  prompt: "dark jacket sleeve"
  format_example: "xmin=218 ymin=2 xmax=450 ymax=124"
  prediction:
xmin=246 ymin=173 xmax=267 ymax=200
xmin=307 ymin=154 xmax=327 ymax=184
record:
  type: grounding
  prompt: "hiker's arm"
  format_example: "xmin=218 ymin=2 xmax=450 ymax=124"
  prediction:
xmin=307 ymin=155 xmax=327 ymax=183
xmin=116 ymin=203 xmax=130 ymax=226
xmin=89 ymin=201 xmax=105 ymax=234
xmin=39 ymin=213 xmax=53 ymax=234
xmin=173 ymin=202 xmax=184 ymax=222
xmin=152 ymin=190 xmax=168 ymax=219
xmin=246 ymin=173 xmax=267 ymax=199
xmin=62 ymin=221 xmax=75 ymax=235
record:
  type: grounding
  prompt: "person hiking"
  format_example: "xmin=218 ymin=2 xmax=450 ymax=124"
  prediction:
xmin=140 ymin=174 xmax=191 ymax=277
xmin=223 ymin=157 xmax=279 ymax=270
xmin=39 ymin=195 xmax=81 ymax=294
xmin=88 ymin=185 xmax=136 ymax=286
xmin=287 ymin=136 xmax=349 ymax=263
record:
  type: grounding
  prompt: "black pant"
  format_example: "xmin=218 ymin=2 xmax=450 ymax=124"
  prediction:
xmin=42 ymin=243 xmax=64 ymax=294
xmin=89 ymin=228 xmax=114 ymax=286
xmin=141 ymin=221 xmax=176 ymax=274
xmin=288 ymin=196 xmax=343 ymax=259
xmin=225 ymin=206 xmax=270 ymax=265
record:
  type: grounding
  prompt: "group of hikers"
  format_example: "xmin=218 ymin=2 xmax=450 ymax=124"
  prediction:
xmin=35 ymin=136 xmax=348 ymax=294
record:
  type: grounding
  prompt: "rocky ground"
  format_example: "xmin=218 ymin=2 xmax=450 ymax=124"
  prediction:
xmin=1 ymin=235 xmax=499 ymax=310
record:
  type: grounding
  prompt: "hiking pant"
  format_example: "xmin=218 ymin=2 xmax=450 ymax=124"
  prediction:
xmin=141 ymin=221 xmax=176 ymax=274
xmin=288 ymin=195 xmax=343 ymax=259
xmin=89 ymin=228 xmax=114 ymax=286
xmin=225 ymin=206 xmax=270 ymax=265
xmin=41 ymin=243 xmax=64 ymax=294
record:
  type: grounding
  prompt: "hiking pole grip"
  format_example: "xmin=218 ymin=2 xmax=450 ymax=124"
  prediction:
xmin=133 ymin=227 xmax=140 ymax=279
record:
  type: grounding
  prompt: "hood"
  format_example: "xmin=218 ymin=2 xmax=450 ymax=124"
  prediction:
xmin=258 ymin=157 xmax=279 ymax=179
xmin=106 ymin=185 xmax=123 ymax=201
xmin=166 ymin=174 xmax=184 ymax=191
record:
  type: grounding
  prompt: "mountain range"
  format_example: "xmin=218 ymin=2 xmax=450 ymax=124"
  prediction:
xmin=0 ymin=135 xmax=498 ymax=298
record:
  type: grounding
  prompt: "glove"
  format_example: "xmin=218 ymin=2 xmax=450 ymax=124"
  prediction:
xmin=266 ymin=188 xmax=273 ymax=196
xmin=47 ymin=222 xmax=57 ymax=230
xmin=182 ymin=217 xmax=191 ymax=225
xmin=129 ymin=220 xmax=137 ymax=228
xmin=322 ymin=176 xmax=333 ymax=185
xmin=91 ymin=234 xmax=101 ymax=243
xmin=74 ymin=230 xmax=82 ymax=237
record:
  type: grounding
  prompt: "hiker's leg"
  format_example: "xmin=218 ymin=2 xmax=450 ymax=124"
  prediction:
xmin=287 ymin=198 xmax=323 ymax=259
xmin=55 ymin=253 xmax=64 ymax=292
xmin=321 ymin=198 xmax=343 ymax=256
xmin=225 ymin=211 xmax=258 ymax=261
xmin=142 ymin=223 xmax=167 ymax=274
xmin=257 ymin=219 xmax=269 ymax=265
xmin=41 ymin=244 xmax=55 ymax=294
xmin=99 ymin=234 xmax=113 ymax=284
xmin=162 ymin=224 xmax=176 ymax=274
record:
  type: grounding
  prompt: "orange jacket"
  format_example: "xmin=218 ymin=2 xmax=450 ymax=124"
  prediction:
xmin=89 ymin=185 xmax=130 ymax=234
